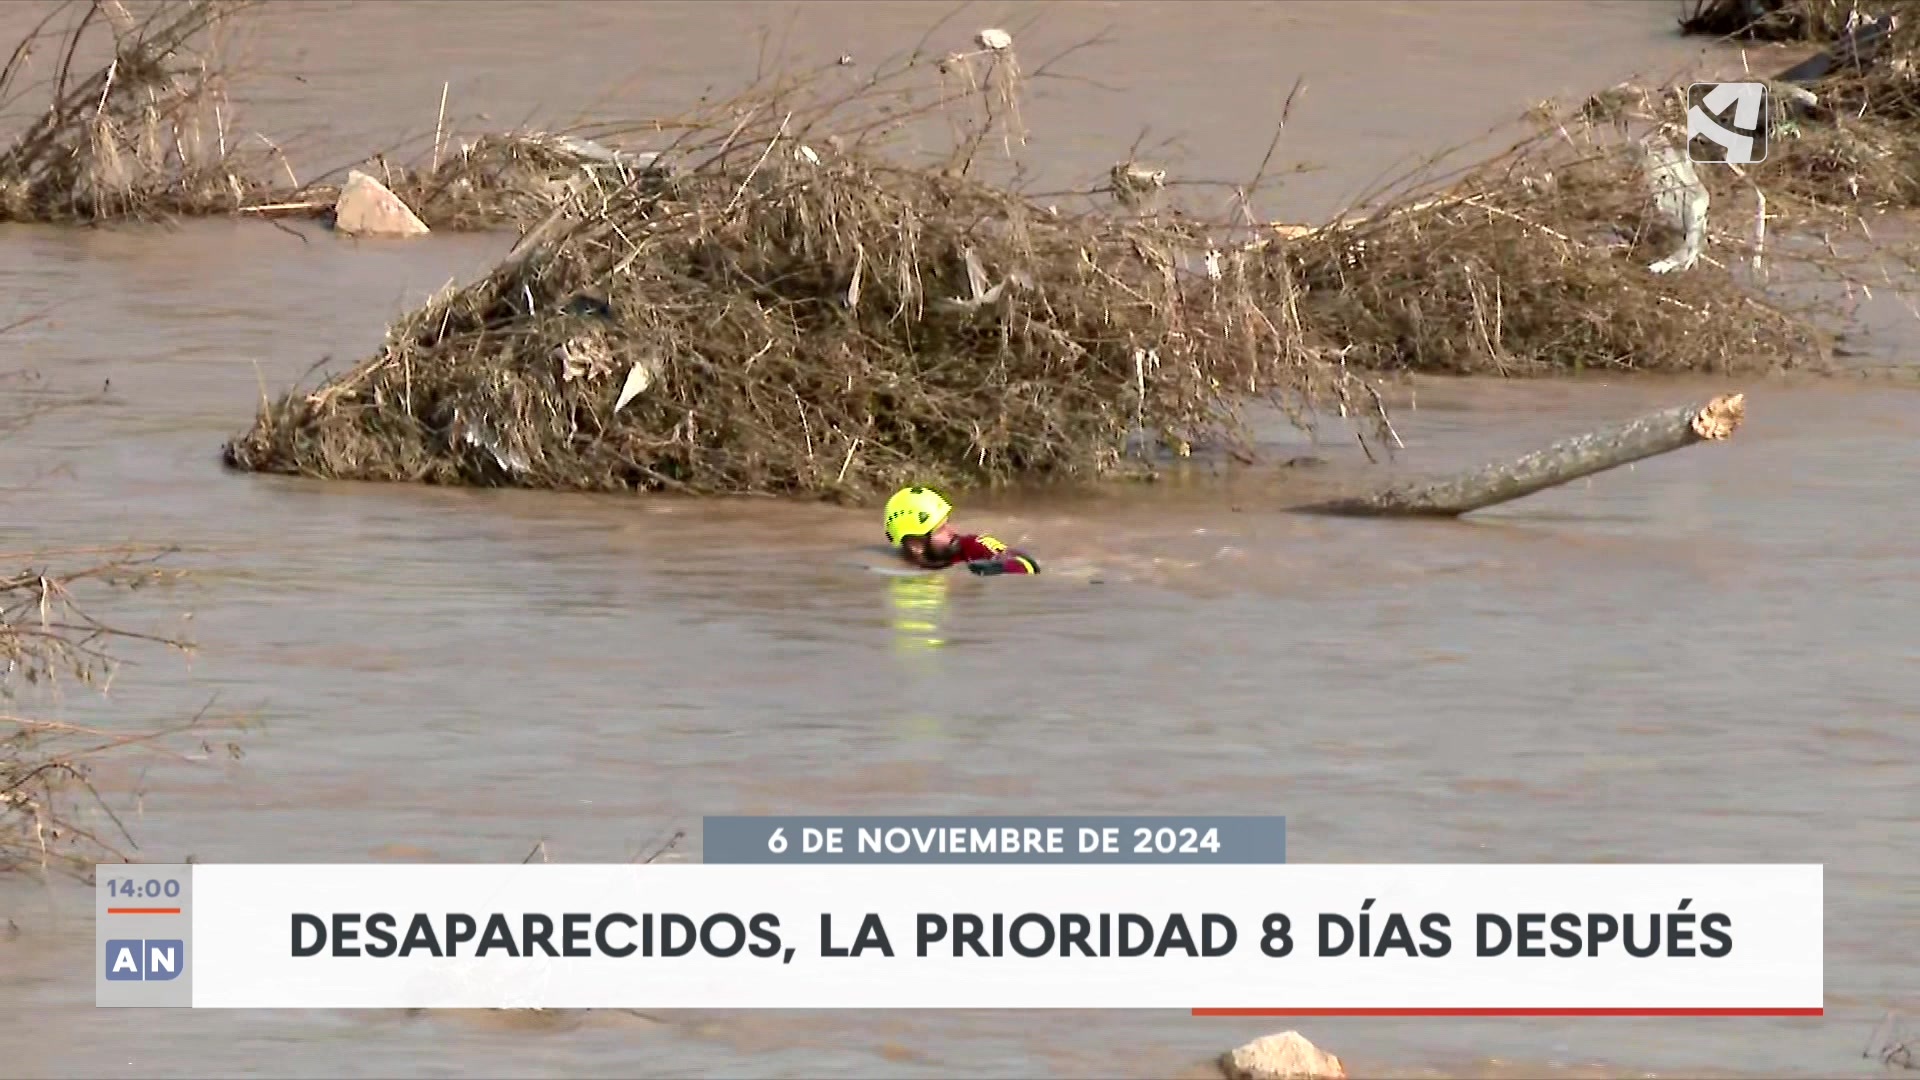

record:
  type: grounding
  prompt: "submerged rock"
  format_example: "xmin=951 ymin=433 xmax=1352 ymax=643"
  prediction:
xmin=333 ymin=170 xmax=430 ymax=238
xmin=1219 ymin=1031 xmax=1346 ymax=1080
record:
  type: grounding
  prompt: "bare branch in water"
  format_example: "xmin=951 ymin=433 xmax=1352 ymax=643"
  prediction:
xmin=1300 ymin=394 xmax=1748 ymax=517
xmin=0 ymin=362 xmax=241 ymax=880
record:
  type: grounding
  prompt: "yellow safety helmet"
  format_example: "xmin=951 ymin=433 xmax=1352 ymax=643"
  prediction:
xmin=883 ymin=485 xmax=954 ymax=546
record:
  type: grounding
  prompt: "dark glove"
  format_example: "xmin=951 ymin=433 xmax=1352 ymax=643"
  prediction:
xmin=967 ymin=560 xmax=1008 ymax=577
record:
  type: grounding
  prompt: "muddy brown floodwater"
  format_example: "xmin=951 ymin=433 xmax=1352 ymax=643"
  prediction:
xmin=0 ymin=2 xmax=1916 ymax=1077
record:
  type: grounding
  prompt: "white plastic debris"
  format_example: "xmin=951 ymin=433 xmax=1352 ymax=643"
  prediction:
xmin=1639 ymin=133 xmax=1709 ymax=275
xmin=794 ymin=144 xmax=821 ymax=166
xmin=614 ymin=359 xmax=656 ymax=413
xmin=936 ymin=246 xmax=1004 ymax=313
xmin=1203 ymin=249 xmax=1224 ymax=280
xmin=977 ymin=28 xmax=1013 ymax=51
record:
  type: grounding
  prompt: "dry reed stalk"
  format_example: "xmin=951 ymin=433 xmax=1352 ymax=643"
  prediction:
xmin=0 ymin=0 xmax=280 ymax=223
xmin=0 ymin=538 xmax=236 ymax=880
xmin=0 ymin=384 xmax=230 ymax=880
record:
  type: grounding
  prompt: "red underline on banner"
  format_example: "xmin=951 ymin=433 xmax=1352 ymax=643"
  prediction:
xmin=106 ymin=907 xmax=182 ymax=915
xmin=1192 ymin=1008 xmax=1822 ymax=1017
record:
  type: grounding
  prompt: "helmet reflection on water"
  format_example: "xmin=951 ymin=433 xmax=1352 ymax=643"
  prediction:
xmin=888 ymin=574 xmax=949 ymax=739
xmin=888 ymin=573 xmax=949 ymax=653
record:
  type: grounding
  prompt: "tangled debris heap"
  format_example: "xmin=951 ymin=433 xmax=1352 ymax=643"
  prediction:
xmin=1759 ymin=7 xmax=1920 ymax=212
xmin=0 ymin=0 xmax=284 ymax=223
xmin=281 ymin=131 xmax=673 ymax=233
xmin=226 ymin=31 xmax=1849 ymax=499
xmin=1665 ymin=6 xmax=1920 ymax=215
xmin=0 ymin=0 xmax=686 ymax=233
xmin=1677 ymin=0 xmax=1903 ymax=41
xmin=224 ymin=40 xmax=1334 ymax=498
xmin=274 ymin=3 xmax=1920 ymax=241
xmin=1273 ymin=94 xmax=1827 ymax=376
xmin=378 ymin=133 xmax=667 ymax=232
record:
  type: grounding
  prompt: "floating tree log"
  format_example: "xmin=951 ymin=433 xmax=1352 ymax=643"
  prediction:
xmin=1301 ymin=393 xmax=1746 ymax=518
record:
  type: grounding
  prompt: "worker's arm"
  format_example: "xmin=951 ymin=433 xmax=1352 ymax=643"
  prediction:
xmin=956 ymin=534 xmax=1040 ymax=575
xmin=967 ymin=555 xmax=1038 ymax=575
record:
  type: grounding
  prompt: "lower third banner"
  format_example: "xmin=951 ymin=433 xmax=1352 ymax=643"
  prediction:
xmin=100 ymin=863 xmax=1822 ymax=1013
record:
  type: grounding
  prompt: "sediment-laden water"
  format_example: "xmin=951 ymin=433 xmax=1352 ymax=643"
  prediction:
xmin=0 ymin=3 xmax=1914 ymax=1077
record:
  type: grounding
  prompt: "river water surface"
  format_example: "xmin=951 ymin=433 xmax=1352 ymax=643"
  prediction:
xmin=1 ymin=2 xmax=1915 ymax=1078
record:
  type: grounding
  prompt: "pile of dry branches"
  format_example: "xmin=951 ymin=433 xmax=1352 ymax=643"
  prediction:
xmin=1677 ymin=0 xmax=1904 ymax=41
xmin=221 ymin=25 xmax=1872 ymax=498
xmin=0 ymin=0 xmax=288 ymax=223
xmin=1263 ymin=4 xmax=1920 ymax=379
xmin=180 ymin=8 xmax=1919 ymax=497
xmin=223 ymin=39 xmax=1337 ymax=498
xmin=375 ymin=132 xmax=652 ymax=232
xmin=1272 ymin=93 xmax=1830 ymax=376
xmin=265 ymin=131 xmax=671 ymax=233
xmin=1668 ymin=3 xmax=1920 ymax=215
xmin=0 ymin=0 xmax=668 ymax=231
xmin=1764 ymin=12 xmax=1920 ymax=212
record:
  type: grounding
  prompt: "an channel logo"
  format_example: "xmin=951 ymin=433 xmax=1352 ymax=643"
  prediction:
xmin=104 ymin=938 xmax=185 ymax=981
xmin=1686 ymin=81 xmax=1770 ymax=164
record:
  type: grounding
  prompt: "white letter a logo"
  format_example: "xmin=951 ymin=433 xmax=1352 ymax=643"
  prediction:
xmin=111 ymin=946 xmax=139 ymax=974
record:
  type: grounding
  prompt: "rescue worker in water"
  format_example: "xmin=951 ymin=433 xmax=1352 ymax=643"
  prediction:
xmin=884 ymin=486 xmax=1040 ymax=576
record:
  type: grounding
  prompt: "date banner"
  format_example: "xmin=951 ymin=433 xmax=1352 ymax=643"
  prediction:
xmin=98 ymin=860 xmax=1823 ymax=1014
xmin=699 ymin=815 xmax=1286 ymax=863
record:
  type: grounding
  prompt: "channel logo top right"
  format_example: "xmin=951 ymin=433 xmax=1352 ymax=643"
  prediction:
xmin=1687 ymin=82 xmax=1770 ymax=164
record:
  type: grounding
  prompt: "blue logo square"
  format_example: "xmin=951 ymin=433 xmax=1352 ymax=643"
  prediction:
xmin=104 ymin=938 xmax=185 ymax=981
xmin=104 ymin=939 xmax=143 ymax=981
xmin=145 ymin=939 xmax=184 ymax=981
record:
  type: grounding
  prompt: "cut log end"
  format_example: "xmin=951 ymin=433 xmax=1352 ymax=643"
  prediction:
xmin=1296 ymin=391 xmax=1750 ymax=519
xmin=1690 ymin=392 xmax=1745 ymax=441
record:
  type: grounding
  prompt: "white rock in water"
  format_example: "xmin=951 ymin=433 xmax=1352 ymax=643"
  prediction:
xmin=977 ymin=27 xmax=1013 ymax=51
xmin=1219 ymin=1031 xmax=1346 ymax=1080
xmin=333 ymin=170 xmax=429 ymax=238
